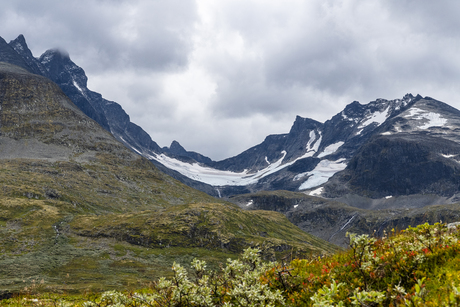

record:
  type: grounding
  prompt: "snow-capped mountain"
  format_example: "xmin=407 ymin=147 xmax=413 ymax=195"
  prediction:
xmin=3 ymin=34 xmax=460 ymax=202
xmin=148 ymin=94 xmax=460 ymax=200
xmin=324 ymin=96 xmax=460 ymax=201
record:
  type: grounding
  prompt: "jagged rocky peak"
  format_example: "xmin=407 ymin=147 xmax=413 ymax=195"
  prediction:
xmin=9 ymin=34 xmax=28 ymax=53
xmin=39 ymin=48 xmax=71 ymax=65
xmin=169 ymin=140 xmax=187 ymax=155
xmin=39 ymin=48 xmax=88 ymax=87
xmin=0 ymin=36 xmax=32 ymax=72
xmin=9 ymin=34 xmax=49 ymax=77
xmin=289 ymin=116 xmax=323 ymax=135
xmin=340 ymin=93 xmax=417 ymax=123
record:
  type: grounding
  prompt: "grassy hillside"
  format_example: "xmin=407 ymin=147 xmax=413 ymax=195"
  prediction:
xmin=2 ymin=222 xmax=460 ymax=306
xmin=0 ymin=63 xmax=339 ymax=295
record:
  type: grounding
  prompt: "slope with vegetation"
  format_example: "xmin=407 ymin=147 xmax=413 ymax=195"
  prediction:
xmin=0 ymin=62 xmax=338 ymax=295
xmin=2 ymin=222 xmax=460 ymax=306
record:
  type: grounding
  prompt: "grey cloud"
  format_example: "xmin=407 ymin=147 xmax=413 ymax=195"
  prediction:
xmin=2 ymin=0 xmax=460 ymax=160
xmin=1 ymin=0 xmax=197 ymax=73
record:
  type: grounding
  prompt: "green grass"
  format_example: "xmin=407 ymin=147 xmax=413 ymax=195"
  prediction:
xmin=0 ymin=159 xmax=339 ymax=294
xmin=3 ymin=222 xmax=460 ymax=306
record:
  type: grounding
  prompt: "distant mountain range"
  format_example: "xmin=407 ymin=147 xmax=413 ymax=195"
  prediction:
xmin=2 ymin=34 xmax=460 ymax=207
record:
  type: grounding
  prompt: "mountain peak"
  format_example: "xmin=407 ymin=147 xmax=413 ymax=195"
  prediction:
xmin=0 ymin=35 xmax=32 ymax=72
xmin=289 ymin=116 xmax=322 ymax=135
xmin=11 ymin=34 xmax=27 ymax=47
xmin=39 ymin=48 xmax=70 ymax=65
xmin=169 ymin=140 xmax=187 ymax=155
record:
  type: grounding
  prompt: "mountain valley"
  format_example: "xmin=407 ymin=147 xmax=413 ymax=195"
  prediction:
xmin=0 ymin=61 xmax=337 ymax=294
xmin=2 ymin=33 xmax=460 ymax=295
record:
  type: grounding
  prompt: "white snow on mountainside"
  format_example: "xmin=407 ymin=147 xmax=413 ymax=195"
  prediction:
xmin=151 ymin=151 xmax=288 ymax=186
xmin=296 ymin=159 xmax=347 ymax=190
xmin=317 ymin=141 xmax=344 ymax=158
xmin=356 ymin=106 xmax=391 ymax=135
xmin=148 ymin=137 xmax=346 ymax=188
xmin=305 ymin=130 xmax=321 ymax=157
xmin=405 ymin=108 xmax=447 ymax=129
xmin=131 ymin=94 xmax=458 ymax=193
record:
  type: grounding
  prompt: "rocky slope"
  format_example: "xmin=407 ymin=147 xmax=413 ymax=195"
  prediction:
xmin=0 ymin=63 xmax=338 ymax=294
xmin=230 ymin=190 xmax=460 ymax=248
xmin=323 ymin=97 xmax=460 ymax=200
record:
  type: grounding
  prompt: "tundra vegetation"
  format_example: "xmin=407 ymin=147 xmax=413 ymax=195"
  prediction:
xmin=2 ymin=222 xmax=460 ymax=306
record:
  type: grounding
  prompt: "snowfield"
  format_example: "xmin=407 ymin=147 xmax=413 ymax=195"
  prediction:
xmin=148 ymin=139 xmax=348 ymax=189
xmin=405 ymin=108 xmax=447 ymax=129
xmin=356 ymin=106 xmax=391 ymax=135
xmin=298 ymin=159 xmax=347 ymax=190
xmin=318 ymin=141 xmax=344 ymax=158
xmin=149 ymin=151 xmax=290 ymax=186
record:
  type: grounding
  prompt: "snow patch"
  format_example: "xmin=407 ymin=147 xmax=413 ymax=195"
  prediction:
xmin=441 ymin=154 xmax=456 ymax=158
xmin=293 ymin=204 xmax=299 ymax=208
xmin=298 ymin=159 xmax=347 ymax=190
xmin=304 ymin=130 xmax=322 ymax=157
xmin=385 ymin=196 xmax=393 ymax=199
xmin=357 ymin=106 xmax=391 ymax=132
xmin=72 ymin=79 xmax=84 ymax=93
xmin=406 ymin=108 xmax=447 ymax=129
xmin=309 ymin=187 xmax=324 ymax=196
xmin=246 ymin=200 xmax=253 ymax=207
xmin=149 ymin=150 xmax=289 ymax=186
xmin=318 ymin=142 xmax=344 ymax=158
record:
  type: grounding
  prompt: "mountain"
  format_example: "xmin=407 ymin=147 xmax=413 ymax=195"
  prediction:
xmin=3 ymin=34 xmax=460 ymax=205
xmin=0 ymin=62 xmax=338 ymax=294
xmin=323 ymin=97 xmax=460 ymax=199
xmin=151 ymin=93 xmax=460 ymax=202
xmin=1 ymin=34 xmax=224 ymax=197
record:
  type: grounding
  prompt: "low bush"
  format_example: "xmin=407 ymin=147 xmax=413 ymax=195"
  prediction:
xmin=3 ymin=222 xmax=460 ymax=306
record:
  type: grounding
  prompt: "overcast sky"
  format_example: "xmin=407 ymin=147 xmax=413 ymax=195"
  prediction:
xmin=1 ymin=0 xmax=460 ymax=160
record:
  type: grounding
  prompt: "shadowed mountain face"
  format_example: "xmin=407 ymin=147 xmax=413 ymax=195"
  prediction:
xmin=0 ymin=62 xmax=337 ymax=294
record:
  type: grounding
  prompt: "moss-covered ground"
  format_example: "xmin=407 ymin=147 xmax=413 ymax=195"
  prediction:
xmin=0 ymin=157 xmax=339 ymax=295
